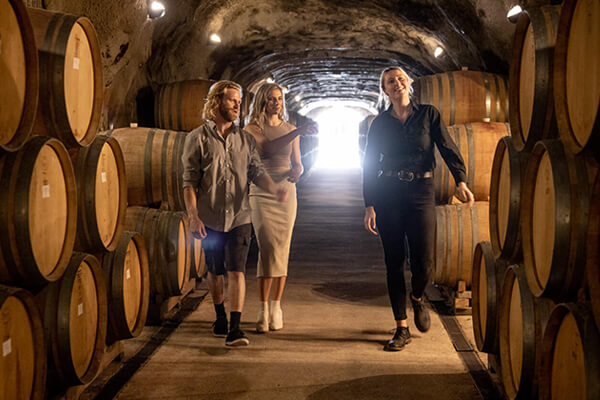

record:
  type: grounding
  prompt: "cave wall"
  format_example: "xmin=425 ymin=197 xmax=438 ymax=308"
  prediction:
xmin=38 ymin=0 xmax=518 ymax=128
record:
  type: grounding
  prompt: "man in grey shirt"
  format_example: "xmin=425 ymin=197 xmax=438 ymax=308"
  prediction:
xmin=182 ymin=80 xmax=287 ymax=347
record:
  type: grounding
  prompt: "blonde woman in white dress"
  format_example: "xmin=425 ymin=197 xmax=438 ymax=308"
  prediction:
xmin=245 ymin=83 xmax=317 ymax=332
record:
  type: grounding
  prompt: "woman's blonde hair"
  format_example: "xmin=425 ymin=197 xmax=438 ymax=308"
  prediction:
xmin=377 ymin=66 xmax=414 ymax=110
xmin=202 ymin=80 xmax=243 ymax=122
xmin=246 ymin=83 xmax=288 ymax=129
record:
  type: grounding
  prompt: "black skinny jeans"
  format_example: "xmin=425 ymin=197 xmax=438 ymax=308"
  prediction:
xmin=375 ymin=177 xmax=435 ymax=321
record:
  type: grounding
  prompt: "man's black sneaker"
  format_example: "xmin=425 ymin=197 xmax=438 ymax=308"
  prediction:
xmin=225 ymin=328 xmax=250 ymax=347
xmin=212 ymin=317 xmax=228 ymax=337
xmin=384 ymin=327 xmax=411 ymax=351
xmin=411 ymin=295 xmax=431 ymax=332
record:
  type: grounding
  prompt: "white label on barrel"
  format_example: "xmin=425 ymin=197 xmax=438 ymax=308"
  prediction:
xmin=126 ymin=269 xmax=131 ymax=279
xmin=2 ymin=339 xmax=11 ymax=357
xmin=73 ymin=57 xmax=80 ymax=70
xmin=78 ymin=303 xmax=83 ymax=316
xmin=101 ymin=172 xmax=107 ymax=183
xmin=42 ymin=184 xmax=50 ymax=199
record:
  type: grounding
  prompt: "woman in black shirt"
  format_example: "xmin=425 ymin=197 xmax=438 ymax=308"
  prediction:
xmin=363 ymin=66 xmax=474 ymax=351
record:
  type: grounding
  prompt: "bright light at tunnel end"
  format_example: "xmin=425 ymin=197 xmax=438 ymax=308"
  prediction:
xmin=210 ymin=33 xmax=222 ymax=43
xmin=302 ymin=101 xmax=376 ymax=170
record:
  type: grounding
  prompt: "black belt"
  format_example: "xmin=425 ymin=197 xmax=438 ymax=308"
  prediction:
xmin=378 ymin=170 xmax=433 ymax=182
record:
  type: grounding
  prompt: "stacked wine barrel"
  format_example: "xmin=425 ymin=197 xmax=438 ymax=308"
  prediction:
xmin=140 ymin=78 xmax=216 ymax=282
xmin=154 ymin=79 xmax=214 ymax=132
xmin=357 ymin=114 xmax=375 ymax=166
xmin=412 ymin=69 xmax=510 ymax=292
xmin=472 ymin=1 xmax=600 ymax=399
xmin=288 ymin=111 xmax=320 ymax=178
xmin=0 ymin=1 xmax=150 ymax=397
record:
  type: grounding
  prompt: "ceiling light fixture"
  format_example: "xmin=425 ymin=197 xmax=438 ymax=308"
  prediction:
xmin=266 ymin=77 xmax=275 ymax=84
xmin=507 ymin=5 xmax=522 ymax=23
xmin=210 ymin=33 xmax=222 ymax=44
xmin=148 ymin=1 xmax=166 ymax=19
xmin=434 ymin=46 xmax=444 ymax=58
xmin=294 ymin=95 xmax=302 ymax=102
xmin=282 ymin=86 xmax=289 ymax=94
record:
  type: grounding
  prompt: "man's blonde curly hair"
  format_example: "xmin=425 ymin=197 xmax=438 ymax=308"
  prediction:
xmin=202 ymin=80 xmax=243 ymax=122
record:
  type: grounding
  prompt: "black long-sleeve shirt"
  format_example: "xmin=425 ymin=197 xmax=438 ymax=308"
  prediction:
xmin=362 ymin=103 xmax=467 ymax=207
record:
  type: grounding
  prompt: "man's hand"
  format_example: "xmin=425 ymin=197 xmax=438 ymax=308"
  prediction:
xmin=455 ymin=181 xmax=475 ymax=207
xmin=188 ymin=213 xmax=207 ymax=239
xmin=364 ymin=206 xmax=378 ymax=235
xmin=275 ymin=186 xmax=288 ymax=202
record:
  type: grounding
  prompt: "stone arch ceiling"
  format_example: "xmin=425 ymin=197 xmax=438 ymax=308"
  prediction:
xmin=44 ymin=0 xmax=517 ymax=127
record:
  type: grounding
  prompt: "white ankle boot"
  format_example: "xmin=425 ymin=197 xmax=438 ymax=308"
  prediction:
xmin=269 ymin=300 xmax=283 ymax=331
xmin=256 ymin=301 xmax=269 ymax=333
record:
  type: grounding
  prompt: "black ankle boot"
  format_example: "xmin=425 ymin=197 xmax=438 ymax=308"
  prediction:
xmin=384 ymin=326 xmax=411 ymax=351
xmin=410 ymin=295 xmax=431 ymax=332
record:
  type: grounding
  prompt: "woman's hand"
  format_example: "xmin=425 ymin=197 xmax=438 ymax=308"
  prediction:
xmin=364 ymin=206 xmax=378 ymax=235
xmin=455 ymin=182 xmax=475 ymax=207
xmin=287 ymin=165 xmax=303 ymax=183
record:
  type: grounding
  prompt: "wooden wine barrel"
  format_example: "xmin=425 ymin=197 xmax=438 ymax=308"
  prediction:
xmin=40 ymin=252 xmax=107 ymax=387
xmin=0 ymin=136 xmax=76 ymax=288
xmin=0 ymin=0 xmax=38 ymax=152
xmin=105 ymin=128 xmax=187 ymax=211
xmin=190 ymin=235 xmax=206 ymax=280
xmin=472 ymin=241 xmax=499 ymax=353
xmin=22 ymin=0 xmax=43 ymax=8
xmin=102 ymin=231 xmax=149 ymax=343
xmin=154 ymin=79 xmax=213 ymax=131
xmin=125 ymin=207 xmax=190 ymax=298
xmin=27 ymin=8 xmax=103 ymax=147
xmin=587 ymin=171 xmax=600 ymax=329
xmin=433 ymin=202 xmax=490 ymax=289
xmin=498 ymin=264 xmax=555 ymax=400
xmin=72 ymin=135 xmax=127 ymax=253
xmin=358 ymin=114 xmax=376 ymax=160
xmin=509 ymin=5 xmax=561 ymax=152
xmin=434 ymin=122 xmax=510 ymax=204
xmin=554 ymin=0 xmax=600 ymax=155
xmin=0 ymin=285 xmax=46 ymax=400
xmin=521 ymin=140 xmax=598 ymax=300
xmin=290 ymin=113 xmax=319 ymax=177
xmin=288 ymin=112 xmax=319 ymax=177
xmin=240 ymin=89 xmax=254 ymax=128
xmin=489 ymin=136 xmax=526 ymax=261
xmin=413 ymin=70 xmax=509 ymax=126
xmin=539 ymin=303 xmax=600 ymax=400
xmin=300 ymin=135 xmax=319 ymax=175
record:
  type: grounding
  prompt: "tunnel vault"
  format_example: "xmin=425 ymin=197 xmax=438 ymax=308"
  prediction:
xmin=43 ymin=0 xmax=515 ymax=127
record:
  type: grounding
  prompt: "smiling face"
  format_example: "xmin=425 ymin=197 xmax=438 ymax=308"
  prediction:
xmin=266 ymin=88 xmax=283 ymax=116
xmin=382 ymin=68 xmax=412 ymax=102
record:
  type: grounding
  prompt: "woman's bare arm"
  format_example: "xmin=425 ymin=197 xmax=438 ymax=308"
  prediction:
xmin=247 ymin=122 xmax=317 ymax=155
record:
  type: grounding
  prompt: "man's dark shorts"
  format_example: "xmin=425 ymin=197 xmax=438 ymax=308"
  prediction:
xmin=202 ymin=224 xmax=251 ymax=275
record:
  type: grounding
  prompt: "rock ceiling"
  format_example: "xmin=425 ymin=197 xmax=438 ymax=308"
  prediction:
xmin=43 ymin=0 xmax=518 ymax=127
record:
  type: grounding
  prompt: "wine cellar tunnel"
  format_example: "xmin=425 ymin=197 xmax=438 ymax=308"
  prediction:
xmin=1 ymin=0 xmax=599 ymax=399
